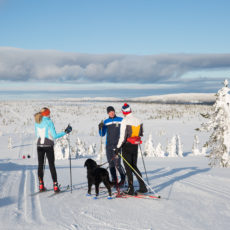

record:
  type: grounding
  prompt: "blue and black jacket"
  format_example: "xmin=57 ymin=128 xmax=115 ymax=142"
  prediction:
xmin=99 ymin=116 xmax=123 ymax=148
xmin=35 ymin=116 xmax=66 ymax=147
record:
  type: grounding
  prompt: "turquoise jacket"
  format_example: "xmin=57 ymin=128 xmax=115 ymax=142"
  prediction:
xmin=35 ymin=116 xmax=66 ymax=147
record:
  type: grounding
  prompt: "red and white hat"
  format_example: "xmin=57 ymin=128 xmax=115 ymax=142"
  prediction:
xmin=122 ymin=103 xmax=131 ymax=115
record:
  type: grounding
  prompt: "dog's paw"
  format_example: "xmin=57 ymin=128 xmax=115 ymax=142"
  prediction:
xmin=86 ymin=193 xmax=91 ymax=197
xmin=93 ymin=196 xmax=98 ymax=200
xmin=107 ymin=196 xmax=113 ymax=200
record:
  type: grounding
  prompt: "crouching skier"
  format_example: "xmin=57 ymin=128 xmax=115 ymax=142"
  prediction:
xmin=34 ymin=107 xmax=72 ymax=193
xmin=98 ymin=106 xmax=126 ymax=186
xmin=115 ymin=103 xmax=147 ymax=195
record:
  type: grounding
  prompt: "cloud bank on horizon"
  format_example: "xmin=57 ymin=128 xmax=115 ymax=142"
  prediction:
xmin=0 ymin=47 xmax=229 ymax=87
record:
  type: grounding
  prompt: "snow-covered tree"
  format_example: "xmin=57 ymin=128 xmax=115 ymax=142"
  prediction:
xmin=166 ymin=136 xmax=177 ymax=157
xmin=201 ymin=146 xmax=207 ymax=155
xmin=76 ymin=137 xmax=87 ymax=158
xmin=8 ymin=136 xmax=12 ymax=150
xmin=96 ymin=143 xmax=106 ymax=162
xmin=155 ymin=143 xmax=165 ymax=157
xmin=54 ymin=135 xmax=69 ymax=160
xmin=197 ymin=79 xmax=230 ymax=167
xmin=192 ymin=134 xmax=200 ymax=156
xmin=144 ymin=134 xmax=155 ymax=157
xmin=176 ymin=135 xmax=183 ymax=157
xmin=88 ymin=143 xmax=97 ymax=156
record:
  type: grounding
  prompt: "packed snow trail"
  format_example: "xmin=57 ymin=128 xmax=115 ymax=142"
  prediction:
xmin=1 ymin=156 xmax=230 ymax=230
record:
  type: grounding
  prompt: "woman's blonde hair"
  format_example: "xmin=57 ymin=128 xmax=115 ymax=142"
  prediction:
xmin=34 ymin=107 xmax=50 ymax=124
xmin=34 ymin=112 xmax=42 ymax=124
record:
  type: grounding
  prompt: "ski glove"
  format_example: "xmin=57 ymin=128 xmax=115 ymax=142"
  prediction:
xmin=65 ymin=125 xmax=72 ymax=134
xmin=98 ymin=121 xmax=104 ymax=130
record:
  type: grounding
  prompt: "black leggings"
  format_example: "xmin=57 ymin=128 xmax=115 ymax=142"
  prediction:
xmin=122 ymin=143 xmax=145 ymax=188
xmin=37 ymin=146 xmax=57 ymax=182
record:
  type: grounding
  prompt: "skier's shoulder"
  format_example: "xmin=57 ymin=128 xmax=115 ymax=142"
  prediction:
xmin=104 ymin=116 xmax=122 ymax=124
xmin=126 ymin=113 xmax=142 ymax=125
xmin=114 ymin=116 xmax=123 ymax=122
xmin=39 ymin=117 xmax=53 ymax=128
xmin=104 ymin=117 xmax=111 ymax=124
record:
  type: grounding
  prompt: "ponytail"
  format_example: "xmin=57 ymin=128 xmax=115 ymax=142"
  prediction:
xmin=34 ymin=112 xmax=42 ymax=124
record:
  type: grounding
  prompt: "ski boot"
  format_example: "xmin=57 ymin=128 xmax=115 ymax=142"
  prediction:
xmin=53 ymin=182 xmax=60 ymax=193
xmin=39 ymin=180 xmax=46 ymax=192
xmin=123 ymin=186 xmax=135 ymax=195
xmin=136 ymin=182 xmax=148 ymax=194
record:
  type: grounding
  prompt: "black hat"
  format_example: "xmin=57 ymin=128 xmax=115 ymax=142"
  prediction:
xmin=107 ymin=106 xmax=115 ymax=113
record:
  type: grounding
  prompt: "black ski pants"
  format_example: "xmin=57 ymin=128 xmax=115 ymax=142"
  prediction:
xmin=37 ymin=146 xmax=57 ymax=182
xmin=106 ymin=145 xmax=125 ymax=182
xmin=122 ymin=143 xmax=145 ymax=189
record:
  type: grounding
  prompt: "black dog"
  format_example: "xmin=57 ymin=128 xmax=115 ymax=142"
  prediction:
xmin=84 ymin=158 xmax=114 ymax=197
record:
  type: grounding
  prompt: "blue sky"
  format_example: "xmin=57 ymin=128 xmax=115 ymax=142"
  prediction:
xmin=0 ymin=0 xmax=230 ymax=98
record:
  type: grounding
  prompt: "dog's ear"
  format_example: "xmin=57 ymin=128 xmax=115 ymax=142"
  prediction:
xmin=84 ymin=160 xmax=88 ymax=167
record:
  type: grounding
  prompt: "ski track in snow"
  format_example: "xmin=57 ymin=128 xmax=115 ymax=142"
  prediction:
xmin=149 ymin=167 xmax=230 ymax=200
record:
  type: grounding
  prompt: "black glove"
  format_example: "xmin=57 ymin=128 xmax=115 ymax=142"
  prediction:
xmin=98 ymin=121 xmax=104 ymax=130
xmin=65 ymin=124 xmax=72 ymax=134
xmin=114 ymin=147 xmax=121 ymax=156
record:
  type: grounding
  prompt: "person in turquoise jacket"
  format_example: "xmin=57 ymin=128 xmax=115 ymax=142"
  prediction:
xmin=34 ymin=107 xmax=72 ymax=192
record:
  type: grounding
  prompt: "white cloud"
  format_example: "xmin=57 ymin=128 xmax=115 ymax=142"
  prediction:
xmin=0 ymin=47 xmax=230 ymax=84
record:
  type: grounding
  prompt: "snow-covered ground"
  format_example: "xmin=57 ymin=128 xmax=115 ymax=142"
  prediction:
xmin=0 ymin=99 xmax=230 ymax=230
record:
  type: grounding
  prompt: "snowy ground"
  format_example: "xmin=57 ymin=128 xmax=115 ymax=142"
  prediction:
xmin=0 ymin=100 xmax=230 ymax=230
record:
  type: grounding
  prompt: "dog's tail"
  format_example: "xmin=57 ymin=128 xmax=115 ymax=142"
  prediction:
xmin=104 ymin=173 xmax=116 ymax=187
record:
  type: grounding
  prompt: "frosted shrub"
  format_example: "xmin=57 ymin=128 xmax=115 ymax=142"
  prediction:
xmin=54 ymin=135 xmax=69 ymax=160
xmin=166 ymin=136 xmax=177 ymax=157
xmin=192 ymin=135 xmax=200 ymax=156
xmin=144 ymin=134 xmax=155 ymax=157
xmin=155 ymin=143 xmax=165 ymax=157
xmin=8 ymin=136 xmax=12 ymax=150
xmin=167 ymin=135 xmax=183 ymax=157
xmin=176 ymin=135 xmax=183 ymax=157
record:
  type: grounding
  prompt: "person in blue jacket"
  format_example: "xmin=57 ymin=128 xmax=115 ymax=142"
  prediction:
xmin=99 ymin=106 xmax=125 ymax=186
xmin=34 ymin=107 xmax=72 ymax=192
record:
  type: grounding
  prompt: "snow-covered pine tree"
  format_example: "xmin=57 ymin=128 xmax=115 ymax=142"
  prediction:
xmin=197 ymin=79 xmax=230 ymax=167
xmin=166 ymin=136 xmax=177 ymax=157
xmin=8 ymin=136 xmax=12 ymax=149
xmin=76 ymin=137 xmax=87 ymax=158
xmin=96 ymin=143 xmax=106 ymax=161
xmin=155 ymin=143 xmax=165 ymax=157
xmin=192 ymin=134 xmax=200 ymax=156
xmin=176 ymin=135 xmax=183 ymax=157
xmin=201 ymin=146 xmax=207 ymax=155
xmin=54 ymin=135 xmax=69 ymax=160
xmin=144 ymin=134 xmax=155 ymax=157
xmin=88 ymin=143 xmax=96 ymax=157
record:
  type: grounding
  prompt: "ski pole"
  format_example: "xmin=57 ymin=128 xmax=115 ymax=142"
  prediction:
xmin=118 ymin=153 xmax=159 ymax=196
xmin=115 ymin=157 xmax=121 ymax=196
xmin=99 ymin=120 xmax=103 ymax=164
xmin=68 ymin=135 xmax=73 ymax=193
xmin=139 ymin=144 xmax=150 ymax=185
xmin=98 ymin=154 xmax=117 ymax=167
